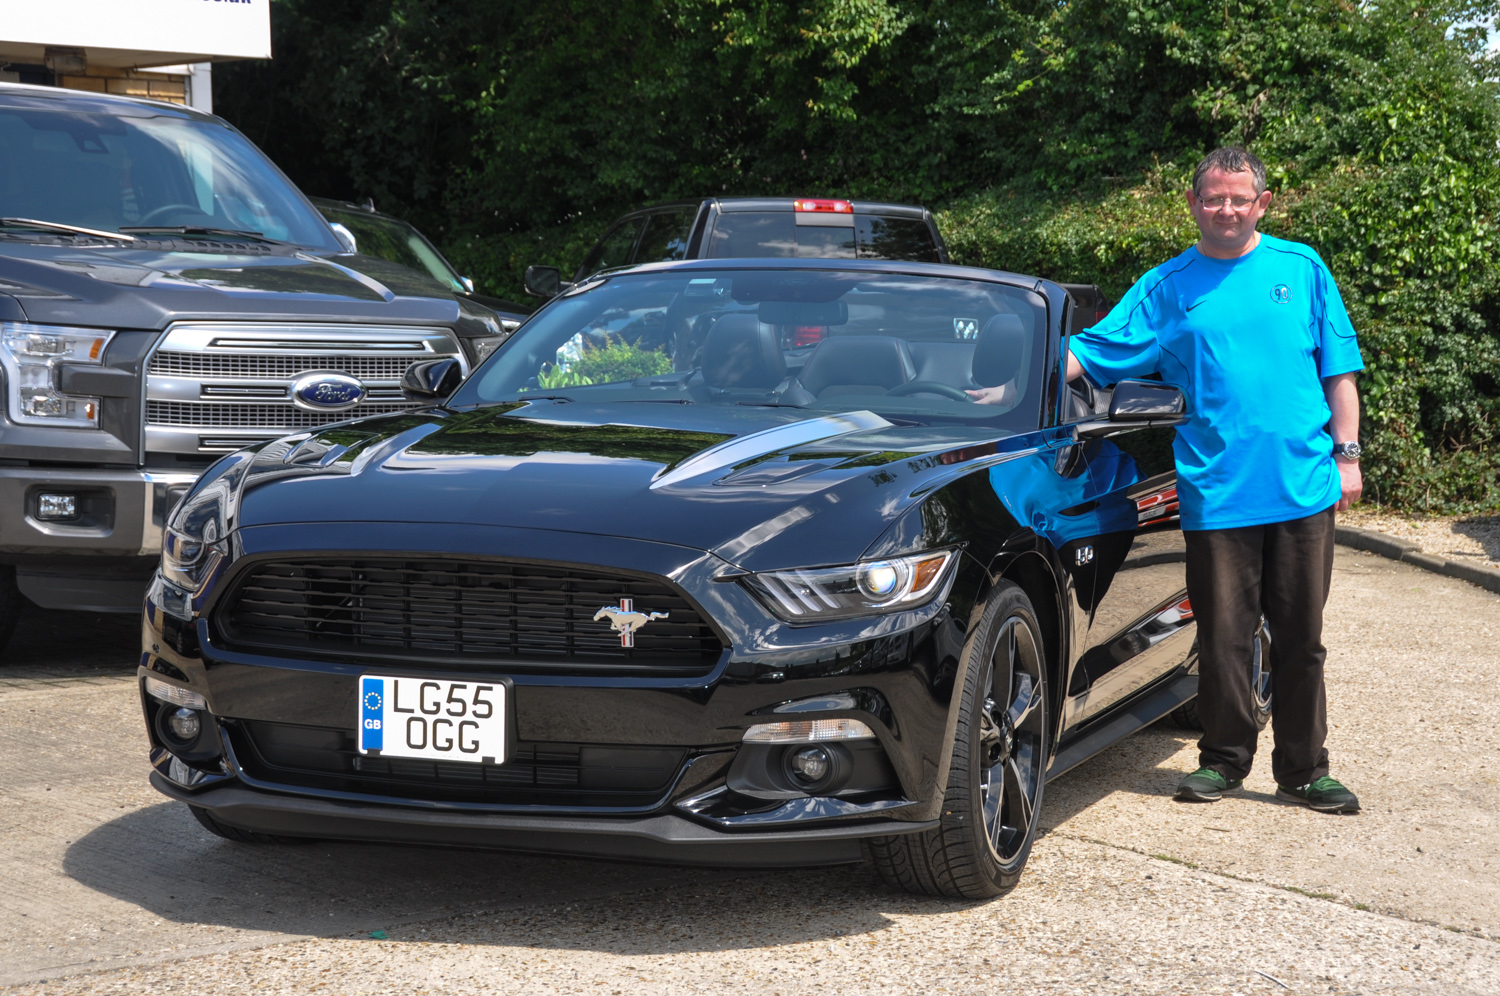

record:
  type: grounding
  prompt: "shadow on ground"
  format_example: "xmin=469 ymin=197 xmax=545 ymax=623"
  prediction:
xmin=1454 ymin=515 xmax=1500 ymax=562
xmin=61 ymin=802 xmax=976 ymax=952
xmin=2 ymin=600 xmax=138 ymax=676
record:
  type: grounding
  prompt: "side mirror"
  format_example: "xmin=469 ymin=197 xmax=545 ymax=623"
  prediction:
xmin=1076 ymin=379 xmax=1188 ymax=437
xmin=460 ymin=275 xmax=475 ymax=295
xmin=524 ymin=264 xmax=562 ymax=299
xmin=328 ymin=222 xmax=358 ymax=254
xmin=401 ymin=357 xmax=464 ymax=401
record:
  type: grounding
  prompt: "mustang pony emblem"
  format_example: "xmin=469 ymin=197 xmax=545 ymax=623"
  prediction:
xmin=593 ymin=598 xmax=669 ymax=648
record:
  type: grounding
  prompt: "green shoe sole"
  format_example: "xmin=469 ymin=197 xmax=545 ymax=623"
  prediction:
xmin=1275 ymin=785 xmax=1360 ymax=813
xmin=1175 ymin=779 xmax=1244 ymax=802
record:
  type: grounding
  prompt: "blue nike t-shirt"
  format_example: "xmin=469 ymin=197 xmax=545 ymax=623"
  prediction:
xmin=1068 ymin=234 xmax=1364 ymax=531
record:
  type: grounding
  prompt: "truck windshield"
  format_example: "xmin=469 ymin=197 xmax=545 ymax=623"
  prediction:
xmin=458 ymin=267 xmax=1048 ymax=427
xmin=0 ymin=98 xmax=339 ymax=251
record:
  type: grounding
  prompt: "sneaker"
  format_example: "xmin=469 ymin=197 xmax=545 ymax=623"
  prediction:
xmin=1175 ymin=767 xmax=1243 ymax=802
xmin=1276 ymin=776 xmax=1360 ymax=813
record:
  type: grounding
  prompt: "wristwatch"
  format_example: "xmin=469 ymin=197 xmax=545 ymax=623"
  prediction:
xmin=1333 ymin=440 xmax=1362 ymax=461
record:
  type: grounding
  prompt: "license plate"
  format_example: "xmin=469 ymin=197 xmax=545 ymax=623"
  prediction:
xmin=357 ymin=675 xmax=507 ymax=764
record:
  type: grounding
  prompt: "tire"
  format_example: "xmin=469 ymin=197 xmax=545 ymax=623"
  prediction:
xmin=0 ymin=565 xmax=24 ymax=653
xmin=1169 ymin=620 xmax=1273 ymax=732
xmin=870 ymin=580 xmax=1049 ymax=899
xmin=188 ymin=804 xmax=302 ymax=844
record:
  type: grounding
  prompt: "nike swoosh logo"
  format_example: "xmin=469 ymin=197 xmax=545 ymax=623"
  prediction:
xmin=1185 ymin=301 xmax=1205 ymax=312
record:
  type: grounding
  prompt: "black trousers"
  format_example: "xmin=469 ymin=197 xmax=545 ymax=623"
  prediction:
xmin=1183 ymin=506 xmax=1336 ymax=786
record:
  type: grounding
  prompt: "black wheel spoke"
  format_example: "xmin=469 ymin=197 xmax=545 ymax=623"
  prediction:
xmin=980 ymin=609 xmax=1045 ymax=865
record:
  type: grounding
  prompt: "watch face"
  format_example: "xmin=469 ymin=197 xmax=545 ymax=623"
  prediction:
xmin=1337 ymin=442 xmax=1362 ymax=459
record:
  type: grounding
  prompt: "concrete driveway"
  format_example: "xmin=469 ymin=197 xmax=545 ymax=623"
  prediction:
xmin=1 ymin=547 xmax=1496 ymax=994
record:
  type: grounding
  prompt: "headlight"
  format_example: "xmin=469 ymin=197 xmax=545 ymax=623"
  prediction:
xmin=465 ymin=332 xmax=511 ymax=365
xmin=742 ymin=549 xmax=957 ymax=622
xmin=0 ymin=322 xmax=115 ymax=427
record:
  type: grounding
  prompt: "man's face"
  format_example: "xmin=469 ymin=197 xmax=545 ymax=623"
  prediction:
xmin=1186 ymin=167 xmax=1271 ymax=256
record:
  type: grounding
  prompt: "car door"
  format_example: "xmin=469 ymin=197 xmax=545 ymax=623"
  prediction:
xmin=633 ymin=208 xmax=699 ymax=265
xmin=574 ymin=215 xmax=647 ymax=281
xmin=1064 ymin=421 xmax=1192 ymax=727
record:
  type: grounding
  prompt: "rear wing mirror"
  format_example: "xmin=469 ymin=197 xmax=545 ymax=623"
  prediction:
xmin=1076 ymin=379 xmax=1188 ymax=438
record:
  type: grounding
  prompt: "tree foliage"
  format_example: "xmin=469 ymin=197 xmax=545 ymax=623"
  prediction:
xmin=218 ymin=0 xmax=1500 ymax=511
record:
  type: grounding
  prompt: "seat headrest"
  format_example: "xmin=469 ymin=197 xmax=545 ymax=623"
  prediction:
xmin=701 ymin=313 xmax=786 ymax=389
xmin=972 ymin=314 xmax=1027 ymax=387
xmin=798 ymin=335 xmax=916 ymax=397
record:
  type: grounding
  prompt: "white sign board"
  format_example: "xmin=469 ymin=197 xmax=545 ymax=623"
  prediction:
xmin=0 ymin=0 xmax=271 ymax=61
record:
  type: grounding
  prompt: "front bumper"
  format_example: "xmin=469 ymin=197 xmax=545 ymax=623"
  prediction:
xmin=140 ymin=522 xmax=978 ymax=860
xmin=0 ymin=467 xmax=198 ymax=611
xmin=150 ymin=771 xmax=934 ymax=867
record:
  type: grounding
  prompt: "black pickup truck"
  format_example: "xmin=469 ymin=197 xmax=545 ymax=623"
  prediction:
xmin=524 ymin=197 xmax=949 ymax=296
xmin=0 ymin=83 xmax=510 ymax=641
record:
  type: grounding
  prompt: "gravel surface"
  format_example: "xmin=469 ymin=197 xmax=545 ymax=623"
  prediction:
xmin=1343 ymin=508 xmax=1500 ymax=570
xmin=2 ymin=548 xmax=1497 ymax=995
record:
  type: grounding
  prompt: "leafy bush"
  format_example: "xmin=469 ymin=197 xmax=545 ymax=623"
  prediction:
xmin=571 ymin=339 xmax=674 ymax=385
xmin=219 ymin=0 xmax=1500 ymax=510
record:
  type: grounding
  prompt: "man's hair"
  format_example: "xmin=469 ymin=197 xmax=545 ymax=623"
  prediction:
xmin=1192 ymin=147 xmax=1267 ymax=195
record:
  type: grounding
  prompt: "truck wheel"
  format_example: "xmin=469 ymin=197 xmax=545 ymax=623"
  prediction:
xmin=869 ymin=581 xmax=1048 ymax=899
xmin=0 ymin=566 xmax=23 ymax=653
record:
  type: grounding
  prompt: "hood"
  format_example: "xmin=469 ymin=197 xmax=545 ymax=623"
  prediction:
xmin=0 ymin=241 xmax=478 ymax=329
xmin=229 ymin=400 xmax=1051 ymax=570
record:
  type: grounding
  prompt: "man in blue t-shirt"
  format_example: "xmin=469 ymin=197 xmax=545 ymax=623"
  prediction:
xmin=1068 ymin=147 xmax=1364 ymax=813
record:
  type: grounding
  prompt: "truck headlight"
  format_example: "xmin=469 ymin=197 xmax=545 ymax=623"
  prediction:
xmin=741 ymin=549 xmax=957 ymax=623
xmin=0 ymin=322 xmax=115 ymax=428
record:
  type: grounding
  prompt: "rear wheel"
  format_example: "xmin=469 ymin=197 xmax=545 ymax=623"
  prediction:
xmin=870 ymin=581 xmax=1048 ymax=899
xmin=1170 ymin=620 xmax=1272 ymax=732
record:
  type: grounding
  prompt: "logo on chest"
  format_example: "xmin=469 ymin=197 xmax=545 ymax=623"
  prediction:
xmin=1270 ymin=284 xmax=1292 ymax=304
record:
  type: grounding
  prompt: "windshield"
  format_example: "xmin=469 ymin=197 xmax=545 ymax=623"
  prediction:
xmin=319 ymin=204 xmax=465 ymax=291
xmin=0 ymin=99 xmax=340 ymax=250
xmin=455 ymin=268 xmax=1049 ymax=426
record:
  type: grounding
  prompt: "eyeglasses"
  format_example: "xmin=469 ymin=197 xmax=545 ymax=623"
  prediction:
xmin=1195 ymin=195 xmax=1260 ymax=210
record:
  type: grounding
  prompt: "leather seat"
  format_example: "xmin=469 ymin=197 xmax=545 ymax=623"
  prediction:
xmin=796 ymin=335 xmax=916 ymax=399
xmin=701 ymin=313 xmax=787 ymax=389
xmin=972 ymin=314 xmax=1027 ymax=387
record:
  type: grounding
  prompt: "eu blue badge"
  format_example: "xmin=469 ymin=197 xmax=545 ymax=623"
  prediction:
xmin=360 ymin=676 xmax=384 ymax=751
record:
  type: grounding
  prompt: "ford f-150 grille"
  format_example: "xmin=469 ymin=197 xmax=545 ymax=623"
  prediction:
xmin=216 ymin=558 xmax=725 ymax=675
xmin=145 ymin=323 xmax=463 ymax=456
xmin=230 ymin=721 xmax=686 ymax=809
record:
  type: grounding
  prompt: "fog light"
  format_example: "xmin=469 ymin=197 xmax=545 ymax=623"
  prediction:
xmin=37 ymin=493 xmax=77 ymax=520
xmin=168 ymin=707 xmax=201 ymax=741
xmin=789 ymin=745 xmax=832 ymax=783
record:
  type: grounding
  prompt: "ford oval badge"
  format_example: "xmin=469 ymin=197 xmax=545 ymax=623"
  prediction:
xmin=291 ymin=372 xmax=366 ymax=412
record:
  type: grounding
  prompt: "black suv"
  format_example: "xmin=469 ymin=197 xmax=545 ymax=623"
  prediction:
xmin=524 ymin=197 xmax=948 ymax=297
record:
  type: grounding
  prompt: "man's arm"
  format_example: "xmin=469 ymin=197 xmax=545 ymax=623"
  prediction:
xmin=1066 ymin=350 xmax=1084 ymax=382
xmin=1325 ymin=371 xmax=1362 ymax=511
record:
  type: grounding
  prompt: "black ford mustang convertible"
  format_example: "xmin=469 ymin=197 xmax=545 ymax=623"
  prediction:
xmin=141 ymin=258 xmax=1195 ymax=898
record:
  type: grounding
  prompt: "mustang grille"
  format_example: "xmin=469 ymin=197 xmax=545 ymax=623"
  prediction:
xmin=217 ymin=559 xmax=724 ymax=674
xmin=150 ymin=351 xmax=421 ymax=380
xmin=146 ymin=400 xmax=418 ymax=427
xmin=232 ymin=721 xmax=686 ymax=809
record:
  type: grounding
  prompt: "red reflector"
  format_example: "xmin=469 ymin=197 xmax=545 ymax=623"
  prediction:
xmin=794 ymin=199 xmax=852 ymax=213
xmin=1094 ymin=309 xmax=1110 ymax=321
xmin=792 ymin=326 xmax=826 ymax=346
xmin=1174 ymin=597 xmax=1193 ymax=619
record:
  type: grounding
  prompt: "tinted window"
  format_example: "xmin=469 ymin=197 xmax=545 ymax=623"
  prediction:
xmin=634 ymin=208 xmax=697 ymax=264
xmin=707 ymin=213 xmax=857 ymax=259
xmin=459 ymin=268 xmax=1047 ymax=428
xmin=578 ymin=217 xmax=645 ymax=277
xmin=320 ymin=206 xmax=464 ymax=291
xmin=857 ymin=216 xmax=940 ymax=262
xmin=0 ymin=100 xmax=338 ymax=250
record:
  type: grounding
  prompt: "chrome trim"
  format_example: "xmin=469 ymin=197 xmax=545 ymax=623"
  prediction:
xmin=142 ymin=322 xmax=465 ymax=458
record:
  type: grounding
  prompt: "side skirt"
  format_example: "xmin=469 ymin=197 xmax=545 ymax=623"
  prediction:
xmin=1045 ymin=671 xmax=1197 ymax=782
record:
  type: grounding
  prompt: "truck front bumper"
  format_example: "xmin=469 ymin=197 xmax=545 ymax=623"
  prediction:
xmin=0 ymin=468 xmax=198 ymax=611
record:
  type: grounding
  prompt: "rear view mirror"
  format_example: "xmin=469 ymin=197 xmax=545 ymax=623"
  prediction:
xmin=524 ymin=264 xmax=562 ymax=299
xmin=1077 ymin=379 xmax=1188 ymax=437
xmin=401 ymin=357 xmax=464 ymax=401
